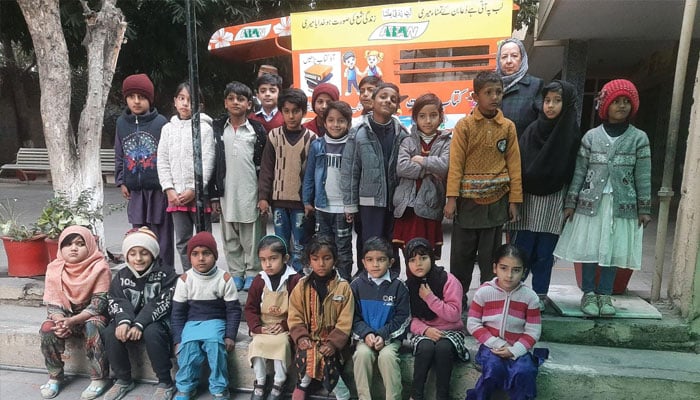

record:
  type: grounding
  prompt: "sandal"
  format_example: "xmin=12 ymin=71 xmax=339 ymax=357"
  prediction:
xmin=80 ymin=379 xmax=110 ymax=400
xmin=267 ymin=384 xmax=284 ymax=400
xmin=40 ymin=379 xmax=62 ymax=399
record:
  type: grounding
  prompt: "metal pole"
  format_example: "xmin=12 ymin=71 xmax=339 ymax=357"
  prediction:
xmin=186 ymin=0 xmax=205 ymax=232
xmin=652 ymin=0 xmax=697 ymax=301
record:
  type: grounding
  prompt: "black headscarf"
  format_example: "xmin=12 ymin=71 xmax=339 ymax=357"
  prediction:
xmin=404 ymin=238 xmax=447 ymax=321
xmin=519 ymin=80 xmax=581 ymax=195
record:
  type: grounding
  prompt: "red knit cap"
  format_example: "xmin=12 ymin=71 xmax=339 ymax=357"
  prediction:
xmin=122 ymin=73 xmax=155 ymax=104
xmin=311 ymin=83 xmax=340 ymax=109
xmin=187 ymin=231 xmax=218 ymax=260
xmin=597 ymin=79 xmax=639 ymax=121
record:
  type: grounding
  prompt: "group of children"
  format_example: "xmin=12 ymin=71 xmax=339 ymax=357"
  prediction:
xmin=46 ymin=57 xmax=651 ymax=399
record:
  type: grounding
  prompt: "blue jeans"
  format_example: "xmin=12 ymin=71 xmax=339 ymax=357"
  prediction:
xmin=315 ymin=210 xmax=353 ymax=280
xmin=273 ymin=207 xmax=307 ymax=272
xmin=175 ymin=340 xmax=228 ymax=395
xmin=512 ymin=230 xmax=559 ymax=295
xmin=581 ymin=263 xmax=617 ymax=295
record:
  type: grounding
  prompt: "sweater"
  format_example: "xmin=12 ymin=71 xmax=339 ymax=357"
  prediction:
xmin=350 ymin=272 xmax=411 ymax=342
xmin=115 ymin=107 xmax=168 ymax=191
xmin=446 ymin=108 xmax=523 ymax=204
xmin=287 ymin=273 xmax=354 ymax=352
xmin=258 ymin=126 xmax=316 ymax=209
xmin=249 ymin=109 xmax=284 ymax=133
xmin=565 ymin=124 xmax=652 ymax=218
xmin=467 ymin=278 xmax=541 ymax=359
xmin=409 ymin=273 xmax=464 ymax=335
xmin=157 ymin=114 xmax=215 ymax=195
xmin=244 ymin=266 xmax=301 ymax=334
xmin=171 ymin=266 xmax=242 ymax=344
xmin=108 ymin=260 xmax=178 ymax=331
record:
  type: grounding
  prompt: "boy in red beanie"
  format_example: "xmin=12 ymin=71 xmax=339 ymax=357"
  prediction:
xmin=303 ymin=82 xmax=340 ymax=136
xmin=115 ymin=73 xmax=175 ymax=269
xmin=171 ymin=231 xmax=242 ymax=399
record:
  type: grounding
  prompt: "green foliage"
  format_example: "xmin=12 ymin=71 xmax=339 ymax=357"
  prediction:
xmin=0 ymin=198 xmax=38 ymax=241
xmin=514 ymin=0 xmax=539 ymax=33
xmin=36 ymin=189 xmax=103 ymax=239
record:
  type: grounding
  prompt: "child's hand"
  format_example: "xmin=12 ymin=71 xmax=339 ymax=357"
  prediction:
xmin=638 ymin=214 xmax=652 ymax=228
xmin=257 ymin=200 xmax=270 ymax=216
xmin=174 ymin=343 xmax=180 ymax=354
xmin=211 ymin=201 xmax=221 ymax=215
xmin=115 ymin=324 xmax=130 ymax=342
xmin=491 ymin=346 xmax=514 ymax=359
xmin=418 ymin=283 xmax=433 ymax=299
xmin=52 ymin=320 xmax=72 ymax=339
xmin=224 ymin=338 xmax=236 ymax=352
xmin=178 ymin=189 xmax=195 ymax=205
xmin=344 ymin=212 xmax=354 ymax=223
xmin=319 ymin=343 xmax=336 ymax=357
xmin=563 ymin=208 xmax=575 ymax=222
xmin=304 ymin=204 xmax=315 ymax=217
xmin=166 ymin=189 xmax=180 ymax=206
xmin=444 ymin=198 xmax=457 ymax=219
xmin=264 ymin=324 xmax=283 ymax=335
xmin=373 ymin=336 xmax=385 ymax=351
xmin=120 ymin=185 xmax=131 ymax=200
xmin=411 ymin=155 xmax=425 ymax=165
xmin=298 ymin=337 xmax=313 ymax=350
xmin=508 ymin=203 xmax=520 ymax=223
xmin=424 ymin=327 xmax=444 ymax=341
xmin=364 ymin=333 xmax=376 ymax=347
xmin=127 ymin=326 xmax=142 ymax=341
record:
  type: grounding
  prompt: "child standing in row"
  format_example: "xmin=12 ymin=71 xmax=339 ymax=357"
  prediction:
xmin=405 ymin=238 xmax=469 ymax=400
xmin=245 ymin=235 xmax=301 ymax=400
xmin=115 ymin=73 xmax=174 ymax=267
xmin=303 ymin=83 xmax=340 ymax=136
xmin=258 ymin=89 xmax=317 ymax=273
xmin=393 ymin=93 xmax=451 ymax=260
xmin=212 ymin=81 xmax=268 ymax=291
xmin=509 ymin=80 xmax=581 ymax=310
xmin=40 ymin=226 xmax=111 ymax=400
xmin=288 ymin=235 xmax=354 ymax=400
xmin=445 ymin=71 xmax=522 ymax=305
xmin=249 ymin=73 xmax=285 ymax=132
xmin=554 ymin=79 xmax=651 ymax=316
xmin=466 ymin=244 xmax=541 ymax=400
xmin=303 ymin=101 xmax=355 ymax=280
xmin=158 ymin=82 xmax=216 ymax=271
xmin=341 ymin=83 xmax=409 ymax=275
xmin=171 ymin=232 xmax=242 ymax=400
xmin=351 ymin=237 xmax=410 ymax=400
xmin=103 ymin=227 xmax=178 ymax=400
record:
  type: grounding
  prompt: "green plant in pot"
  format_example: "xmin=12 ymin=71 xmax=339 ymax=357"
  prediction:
xmin=0 ymin=199 xmax=49 ymax=277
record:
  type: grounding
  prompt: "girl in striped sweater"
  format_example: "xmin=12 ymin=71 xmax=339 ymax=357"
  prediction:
xmin=466 ymin=244 xmax=541 ymax=400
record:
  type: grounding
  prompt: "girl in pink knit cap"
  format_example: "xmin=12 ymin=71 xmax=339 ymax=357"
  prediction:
xmin=554 ymin=79 xmax=652 ymax=317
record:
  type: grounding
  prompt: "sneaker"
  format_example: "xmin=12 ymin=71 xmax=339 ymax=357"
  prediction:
xmin=174 ymin=390 xmax=196 ymax=400
xmin=103 ymin=381 xmax=135 ymax=400
xmin=212 ymin=391 xmax=230 ymax=399
xmin=599 ymin=294 xmax=616 ymax=316
xmin=152 ymin=384 xmax=176 ymax=400
xmin=243 ymin=276 xmax=254 ymax=291
xmin=538 ymin=297 xmax=546 ymax=312
xmin=40 ymin=379 xmax=62 ymax=399
xmin=580 ymin=292 xmax=599 ymax=316
xmin=233 ymin=276 xmax=244 ymax=291
xmin=80 ymin=379 xmax=110 ymax=400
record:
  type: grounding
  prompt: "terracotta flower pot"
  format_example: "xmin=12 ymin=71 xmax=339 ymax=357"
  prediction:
xmin=45 ymin=237 xmax=59 ymax=262
xmin=2 ymin=234 xmax=50 ymax=277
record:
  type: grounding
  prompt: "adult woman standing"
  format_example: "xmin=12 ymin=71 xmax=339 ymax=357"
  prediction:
xmin=496 ymin=38 xmax=544 ymax=138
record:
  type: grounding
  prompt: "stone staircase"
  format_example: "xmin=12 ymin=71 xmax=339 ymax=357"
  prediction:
xmin=1 ymin=277 xmax=699 ymax=399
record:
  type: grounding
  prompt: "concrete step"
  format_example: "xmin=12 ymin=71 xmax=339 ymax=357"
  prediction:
xmin=2 ymin=304 xmax=699 ymax=400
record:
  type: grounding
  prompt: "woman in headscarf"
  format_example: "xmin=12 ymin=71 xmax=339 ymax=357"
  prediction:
xmin=39 ymin=225 xmax=111 ymax=400
xmin=508 ymin=80 xmax=582 ymax=311
xmin=496 ymin=38 xmax=545 ymax=138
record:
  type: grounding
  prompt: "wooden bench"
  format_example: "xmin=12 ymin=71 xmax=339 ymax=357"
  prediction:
xmin=0 ymin=148 xmax=115 ymax=183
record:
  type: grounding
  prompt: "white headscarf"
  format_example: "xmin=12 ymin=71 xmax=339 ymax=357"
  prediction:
xmin=496 ymin=38 xmax=529 ymax=92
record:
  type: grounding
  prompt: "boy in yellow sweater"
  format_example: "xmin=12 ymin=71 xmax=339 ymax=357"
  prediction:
xmin=444 ymin=71 xmax=522 ymax=308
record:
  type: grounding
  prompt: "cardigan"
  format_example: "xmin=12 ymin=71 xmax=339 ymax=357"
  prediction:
xmin=565 ymin=124 xmax=651 ymax=218
xmin=409 ymin=272 xmax=464 ymax=335
xmin=446 ymin=108 xmax=523 ymax=204
xmin=467 ymin=278 xmax=541 ymax=360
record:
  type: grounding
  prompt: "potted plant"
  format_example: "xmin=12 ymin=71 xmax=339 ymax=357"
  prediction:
xmin=36 ymin=190 xmax=102 ymax=260
xmin=0 ymin=199 xmax=50 ymax=277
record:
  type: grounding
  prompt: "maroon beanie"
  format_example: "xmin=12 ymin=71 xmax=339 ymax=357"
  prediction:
xmin=312 ymin=83 xmax=340 ymax=108
xmin=597 ymin=79 xmax=639 ymax=121
xmin=122 ymin=73 xmax=155 ymax=104
xmin=187 ymin=231 xmax=218 ymax=260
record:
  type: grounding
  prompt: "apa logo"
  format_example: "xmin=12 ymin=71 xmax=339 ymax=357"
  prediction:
xmin=234 ymin=24 xmax=272 ymax=41
xmin=368 ymin=21 xmax=429 ymax=41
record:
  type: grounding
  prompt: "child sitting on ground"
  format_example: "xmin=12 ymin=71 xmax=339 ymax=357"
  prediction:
xmin=171 ymin=232 xmax=242 ymax=400
xmin=466 ymin=244 xmax=541 ymax=400
xmin=102 ymin=227 xmax=178 ymax=400
xmin=245 ymin=235 xmax=301 ymax=400
xmin=40 ymin=225 xmax=111 ymax=400
xmin=351 ymin=237 xmax=410 ymax=400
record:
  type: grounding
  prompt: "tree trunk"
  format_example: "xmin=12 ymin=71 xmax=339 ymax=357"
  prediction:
xmin=17 ymin=0 xmax=125 ymax=245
